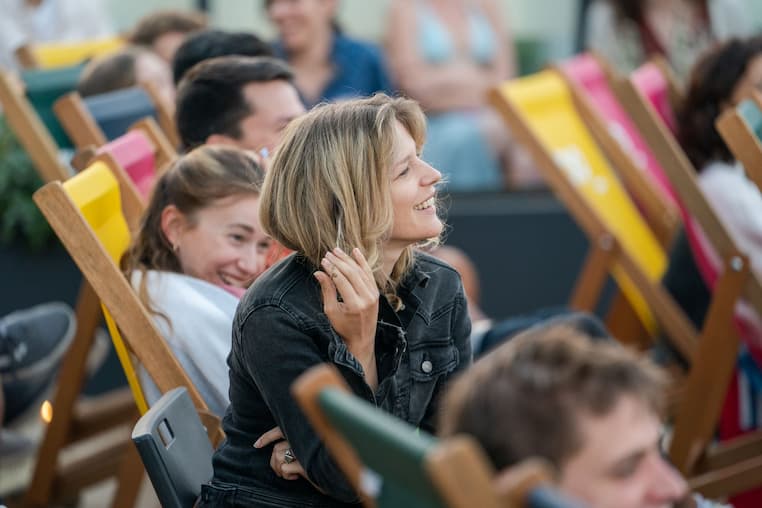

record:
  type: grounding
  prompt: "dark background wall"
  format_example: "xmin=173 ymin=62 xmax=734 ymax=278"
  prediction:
xmin=443 ymin=191 xmax=589 ymax=319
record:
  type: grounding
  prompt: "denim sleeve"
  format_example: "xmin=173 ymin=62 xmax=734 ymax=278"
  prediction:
xmin=420 ymin=286 xmax=472 ymax=433
xmin=239 ymin=305 xmax=360 ymax=503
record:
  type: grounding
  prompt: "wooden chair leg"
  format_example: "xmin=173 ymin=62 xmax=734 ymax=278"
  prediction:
xmin=604 ymin=290 xmax=652 ymax=350
xmin=569 ymin=234 xmax=619 ymax=312
xmin=111 ymin=436 xmax=145 ymax=508
xmin=669 ymin=255 xmax=748 ymax=475
xmin=23 ymin=279 xmax=102 ymax=507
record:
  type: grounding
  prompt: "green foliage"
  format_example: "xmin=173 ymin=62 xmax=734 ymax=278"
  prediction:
xmin=0 ymin=117 xmax=53 ymax=250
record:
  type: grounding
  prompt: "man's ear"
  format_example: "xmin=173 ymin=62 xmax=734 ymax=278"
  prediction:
xmin=160 ymin=204 xmax=187 ymax=249
xmin=205 ymin=133 xmax=243 ymax=147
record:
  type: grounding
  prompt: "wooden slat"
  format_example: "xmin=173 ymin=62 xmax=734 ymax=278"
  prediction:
xmin=33 ymin=182 xmax=211 ymax=415
xmin=53 ymin=91 xmax=108 ymax=149
xmin=129 ymin=117 xmax=177 ymax=172
xmin=23 ymin=281 xmax=103 ymax=507
xmin=716 ymin=90 xmax=762 ymax=193
xmin=291 ymin=365 xmax=375 ymax=508
xmin=669 ymin=255 xmax=748 ymax=473
xmin=0 ymin=71 xmax=68 ymax=182
xmin=426 ymin=437 xmax=505 ymax=508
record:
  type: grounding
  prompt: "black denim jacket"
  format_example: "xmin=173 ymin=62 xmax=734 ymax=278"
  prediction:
xmin=208 ymin=252 xmax=471 ymax=507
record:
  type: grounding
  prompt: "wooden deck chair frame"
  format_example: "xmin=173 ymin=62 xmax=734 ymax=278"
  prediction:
xmin=556 ymin=54 xmax=684 ymax=349
xmin=70 ymin=117 xmax=177 ymax=179
xmin=561 ymin=53 xmax=681 ymax=249
xmin=716 ymin=89 xmax=762 ymax=192
xmin=488 ymin=74 xmax=699 ymax=363
xmin=54 ymin=83 xmax=179 ymax=151
xmin=650 ymin=55 xmax=685 ymax=109
xmin=292 ymin=364 xmax=557 ymax=508
xmin=0 ymin=69 xmax=146 ymax=508
xmin=32 ymin=174 xmax=224 ymax=444
xmin=0 ymin=70 xmax=68 ymax=182
xmin=614 ymin=72 xmax=762 ymax=498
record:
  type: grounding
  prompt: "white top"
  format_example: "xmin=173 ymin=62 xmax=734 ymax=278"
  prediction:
xmin=585 ymin=0 xmax=751 ymax=79
xmin=131 ymin=270 xmax=239 ymax=417
xmin=699 ymin=160 xmax=762 ymax=279
xmin=0 ymin=0 xmax=113 ymax=70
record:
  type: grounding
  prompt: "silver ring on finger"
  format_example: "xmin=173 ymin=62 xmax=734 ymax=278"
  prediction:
xmin=283 ymin=448 xmax=296 ymax=464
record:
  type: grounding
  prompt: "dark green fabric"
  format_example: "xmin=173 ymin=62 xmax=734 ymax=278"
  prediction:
xmin=21 ymin=64 xmax=83 ymax=149
xmin=319 ymin=389 xmax=446 ymax=508
xmin=738 ymin=99 xmax=762 ymax=142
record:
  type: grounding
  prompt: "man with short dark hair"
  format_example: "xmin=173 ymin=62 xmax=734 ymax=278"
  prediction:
xmin=175 ymin=55 xmax=305 ymax=153
xmin=172 ymin=29 xmax=273 ymax=84
xmin=439 ymin=326 xmax=723 ymax=508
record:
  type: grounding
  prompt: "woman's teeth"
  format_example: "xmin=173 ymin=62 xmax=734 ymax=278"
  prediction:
xmin=414 ymin=197 xmax=435 ymax=210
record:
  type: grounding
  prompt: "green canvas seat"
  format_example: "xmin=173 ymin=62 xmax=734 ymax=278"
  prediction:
xmin=21 ymin=64 xmax=83 ymax=149
xmin=293 ymin=364 xmax=574 ymax=508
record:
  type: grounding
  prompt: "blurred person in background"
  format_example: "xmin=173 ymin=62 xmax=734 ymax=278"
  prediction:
xmin=585 ymin=0 xmax=752 ymax=80
xmin=76 ymin=45 xmax=175 ymax=112
xmin=440 ymin=325 xmax=727 ymax=508
xmin=0 ymin=0 xmax=114 ymax=70
xmin=172 ymin=29 xmax=273 ymax=84
xmin=264 ymin=0 xmax=394 ymax=108
xmin=386 ymin=0 xmax=537 ymax=192
xmin=128 ymin=9 xmax=207 ymax=65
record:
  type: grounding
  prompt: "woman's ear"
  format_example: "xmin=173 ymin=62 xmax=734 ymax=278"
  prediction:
xmin=160 ymin=204 xmax=187 ymax=249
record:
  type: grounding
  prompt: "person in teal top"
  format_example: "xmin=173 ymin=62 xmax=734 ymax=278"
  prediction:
xmin=386 ymin=0 xmax=538 ymax=191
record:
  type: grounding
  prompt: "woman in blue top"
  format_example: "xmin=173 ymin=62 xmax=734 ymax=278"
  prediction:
xmin=265 ymin=0 xmax=394 ymax=108
xmin=386 ymin=0 xmax=538 ymax=191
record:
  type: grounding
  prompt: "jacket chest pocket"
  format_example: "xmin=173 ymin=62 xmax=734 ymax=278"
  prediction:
xmin=407 ymin=339 xmax=458 ymax=423
xmin=409 ymin=341 xmax=458 ymax=381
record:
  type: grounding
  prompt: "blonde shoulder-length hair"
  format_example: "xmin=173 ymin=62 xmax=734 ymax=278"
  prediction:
xmin=260 ymin=94 xmax=434 ymax=305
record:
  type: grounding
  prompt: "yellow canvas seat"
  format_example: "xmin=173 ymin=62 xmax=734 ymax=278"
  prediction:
xmin=31 ymin=36 xmax=124 ymax=69
xmin=33 ymin=162 xmax=222 ymax=445
xmin=490 ymin=70 xmax=697 ymax=360
xmin=61 ymin=162 xmax=148 ymax=411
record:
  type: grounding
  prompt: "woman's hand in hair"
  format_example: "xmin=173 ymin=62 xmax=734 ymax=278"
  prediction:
xmin=315 ymin=247 xmax=379 ymax=390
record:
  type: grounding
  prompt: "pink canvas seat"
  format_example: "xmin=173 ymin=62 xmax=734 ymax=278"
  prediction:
xmin=560 ymin=54 xmax=678 ymax=207
xmin=631 ymin=62 xmax=679 ymax=134
xmin=96 ymin=130 xmax=156 ymax=199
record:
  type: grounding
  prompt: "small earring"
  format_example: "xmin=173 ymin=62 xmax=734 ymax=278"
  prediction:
xmin=172 ymin=243 xmax=179 ymax=253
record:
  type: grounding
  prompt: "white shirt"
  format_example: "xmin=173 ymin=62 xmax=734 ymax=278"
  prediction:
xmin=699 ymin=160 xmax=762 ymax=279
xmin=131 ymin=270 xmax=239 ymax=417
xmin=0 ymin=0 xmax=113 ymax=70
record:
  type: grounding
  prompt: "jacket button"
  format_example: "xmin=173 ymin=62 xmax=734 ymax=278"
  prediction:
xmin=421 ymin=360 xmax=433 ymax=374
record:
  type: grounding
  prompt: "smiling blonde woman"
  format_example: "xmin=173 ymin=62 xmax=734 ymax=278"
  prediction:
xmin=200 ymin=94 xmax=472 ymax=507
